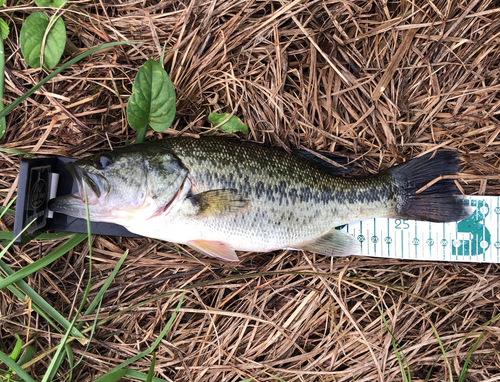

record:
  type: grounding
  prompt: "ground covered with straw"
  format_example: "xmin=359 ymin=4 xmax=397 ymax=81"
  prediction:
xmin=1 ymin=0 xmax=500 ymax=381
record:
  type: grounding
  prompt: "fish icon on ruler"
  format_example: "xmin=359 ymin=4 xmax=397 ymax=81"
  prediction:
xmin=452 ymin=199 xmax=491 ymax=257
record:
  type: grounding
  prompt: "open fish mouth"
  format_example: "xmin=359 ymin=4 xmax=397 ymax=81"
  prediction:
xmin=48 ymin=162 xmax=106 ymax=218
xmin=66 ymin=162 xmax=102 ymax=204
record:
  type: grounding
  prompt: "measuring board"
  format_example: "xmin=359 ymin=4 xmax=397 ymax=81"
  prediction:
xmin=344 ymin=196 xmax=500 ymax=262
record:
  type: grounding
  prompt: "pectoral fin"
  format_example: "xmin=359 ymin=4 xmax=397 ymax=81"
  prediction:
xmin=297 ymin=230 xmax=360 ymax=256
xmin=187 ymin=239 xmax=240 ymax=262
xmin=189 ymin=189 xmax=249 ymax=217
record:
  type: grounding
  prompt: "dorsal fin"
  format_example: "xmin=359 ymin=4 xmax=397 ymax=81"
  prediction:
xmin=292 ymin=149 xmax=355 ymax=175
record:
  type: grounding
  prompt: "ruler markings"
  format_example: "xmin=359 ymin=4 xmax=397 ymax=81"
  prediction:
xmin=342 ymin=196 xmax=500 ymax=263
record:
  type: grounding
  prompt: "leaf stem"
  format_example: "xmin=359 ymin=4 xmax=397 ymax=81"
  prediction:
xmin=135 ymin=125 xmax=147 ymax=144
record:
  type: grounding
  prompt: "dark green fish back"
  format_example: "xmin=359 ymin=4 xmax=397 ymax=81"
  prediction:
xmin=158 ymin=137 xmax=399 ymax=250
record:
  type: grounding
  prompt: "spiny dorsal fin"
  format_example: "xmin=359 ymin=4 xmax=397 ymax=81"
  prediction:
xmin=189 ymin=189 xmax=249 ymax=217
xmin=297 ymin=230 xmax=360 ymax=256
xmin=292 ymin=149 xmax=355 ymax=175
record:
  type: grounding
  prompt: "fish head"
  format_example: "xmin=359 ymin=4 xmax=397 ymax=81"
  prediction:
xmin=49 ymin=146 xmax=188 ymax=224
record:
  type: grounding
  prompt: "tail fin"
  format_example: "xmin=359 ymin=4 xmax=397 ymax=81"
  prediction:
xmin=388 ymin=151 xmax=470 ymax=223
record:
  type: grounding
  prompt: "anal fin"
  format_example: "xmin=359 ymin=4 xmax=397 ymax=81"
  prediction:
xmin=297 ymin=230 xmax=360 ymax=257
xmin=187 ymin=239 xmax=240 ymax=262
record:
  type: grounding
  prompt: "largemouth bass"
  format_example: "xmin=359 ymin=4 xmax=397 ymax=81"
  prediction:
xmin=49 ymin=137 xmax=469 ymax=261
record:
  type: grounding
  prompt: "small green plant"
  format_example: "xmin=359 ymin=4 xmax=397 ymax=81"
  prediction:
xmin=19 ymin=11 xmax=66 ymax=70
xmin=0 ymin=0 xmax=71 ymax=138
xmin=208 ymin=112 xmax=249 ymax=134
xmin=126 ymin=54 xmax=250 ymax=143
xmin=126 ymin=58 xmax=176 ymax=144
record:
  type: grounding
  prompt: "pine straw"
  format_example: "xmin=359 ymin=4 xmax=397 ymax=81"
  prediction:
xmin=1 ymin=0 xmax=500 ymax=381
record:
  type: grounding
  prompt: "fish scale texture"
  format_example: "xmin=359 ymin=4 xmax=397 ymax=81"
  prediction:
xmin=156 ymin=137 xmax=397 ymax=251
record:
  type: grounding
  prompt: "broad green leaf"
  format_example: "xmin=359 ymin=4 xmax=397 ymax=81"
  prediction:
xmin=19 ymin=12 xmax=66 ymax=69
xmin=34 ymin=0 xmax=68 ymax=6
xmin=127 ymin=59 xmax=176 ymax=132
xmin=0 ymin=0 xmax=6 ymax=7
xmin=208 ymin=112 xmax=249 ymax=134
xmin=52 ymin=0 xmax=68 ymax=7
xmin=0 ymin=18 xmax=9 ymax=40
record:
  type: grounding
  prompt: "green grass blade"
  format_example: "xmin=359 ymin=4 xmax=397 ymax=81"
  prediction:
xmin=0 ymin=232 xmax=12 ymax=240
xmin=0 ymin=41 xmax=141 ymax=120
xmin=0 ymin=148 xmax=35 ymax=157
xmin=34 ymin=232 xmax=73 ymax=240
xmin=9 ymin=333 xmax=22 ymax=360
xmin=0 ymin=233 xmax=86 ymax=290
xmin=0 ymin=259 xmax=86 ymax=339
xmin=42 ymin=348 xmax=66 ymax=382
xmin=124 ymin=369 xmax=173 ymax=382
xmin=65 ymin=344 xmax=74 ymax=382
xmin=265 ymin=372 xmax=287 ymax=381
xmin=41 ymin=187 xmax=95 ymax=382
xmin=0 ymin=196 xmax=16 ymax=218
xmin=0 ymin=36 xmax=5 ymax=138
xmin=427 ymin=318 xmax=453 ymax=382
xmin=0 ymin=351 xmax=36 ymax=382
xmin=77 ymin=249 xmax=128 ymax=330
xmin=94 ymin=370 xmax=128 ymax=382
xmin=0 ymin=217 xmax=36 ymax=262
xmin=0 ymin=229 xmax=72 ymax=242
xmin=239 ymin=379 xmax=255 ymax=382
xmin=458 ymin=331 xmax=484 ymax=382
xmin=374 ymin=297 xmax=411 ymax=382
xmin=94 ymin=292 xmax=185 ymax=381
xmin=146 ymin=352 xmax=156 ymax=382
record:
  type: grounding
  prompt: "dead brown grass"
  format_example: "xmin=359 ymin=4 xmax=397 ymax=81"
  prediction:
xmin=1 ymin=0 xmax=500 ymax=381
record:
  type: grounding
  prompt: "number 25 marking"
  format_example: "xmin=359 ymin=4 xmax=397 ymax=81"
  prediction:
xmin=395 ymin=219 xmax=409 ymax=229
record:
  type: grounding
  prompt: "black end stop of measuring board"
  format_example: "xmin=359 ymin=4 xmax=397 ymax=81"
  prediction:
xmin=13 ymin=156 xmax=142 ymax=245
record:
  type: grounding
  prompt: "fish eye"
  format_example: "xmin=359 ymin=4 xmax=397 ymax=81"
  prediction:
xmin=94 ymin=155 xmax=114 ymax=170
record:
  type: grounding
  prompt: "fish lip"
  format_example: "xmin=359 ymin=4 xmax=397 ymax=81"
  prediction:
xmin=48 ymin=160 xmax=108 ymax=218
xmin=66 ymin=161 xmax=103 ymax=203
xmin=48 ymin=194 xmax=86 ymax=216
